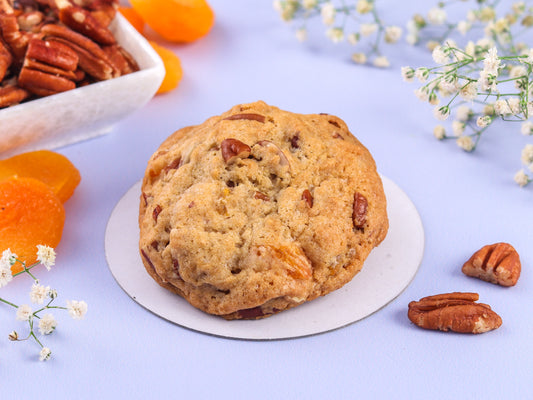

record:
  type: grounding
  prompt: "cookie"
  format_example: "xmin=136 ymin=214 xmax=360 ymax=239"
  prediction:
xmin=139 ymin=101 xmax=388 ymax=319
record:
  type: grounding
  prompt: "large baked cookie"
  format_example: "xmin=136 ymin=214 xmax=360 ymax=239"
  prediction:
xmin=139 ymin=101 xmax=388 ymax=319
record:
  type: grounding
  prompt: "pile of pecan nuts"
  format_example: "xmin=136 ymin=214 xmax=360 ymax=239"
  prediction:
xmin=0 ymin=0 xmax=139 ymax=109
xmin=408 ymin=242 xmax=521 ymax=334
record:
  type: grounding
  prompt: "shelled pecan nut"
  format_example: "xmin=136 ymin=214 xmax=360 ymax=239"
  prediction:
xmin=0 ymin=84 xmax=30 ymax=107
xmin=462 ymin=242 xmax=521 ymax=287
xmin=408 ymin=292 xmax=502 ymax=334
xmin=221 ymin=138 xmax=251 ymax=163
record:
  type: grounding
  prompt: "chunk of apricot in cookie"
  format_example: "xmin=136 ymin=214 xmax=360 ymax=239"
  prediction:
xmin=0 ymin=150 xmax=80 ymax=203
xmin=0 ymin=177 xmax=65 ymax=274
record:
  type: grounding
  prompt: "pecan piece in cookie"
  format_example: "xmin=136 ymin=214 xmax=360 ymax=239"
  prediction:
xmin=221 ymin=138 xmax=251 ymax=163
xmin=462 ymin=242 xmax=521 ymax=287
xmin=302 ymin=189 xmax=313 ymax=208
xmin=352 ymin=192 xmax=368 ymax=230
xmin=223 ymin=113 xmax=265 ymax=123
xmin=408 ymin=292 xmax=502 ymax=334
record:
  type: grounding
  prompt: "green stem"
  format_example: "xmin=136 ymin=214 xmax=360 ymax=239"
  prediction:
xmin=0 ymin=297 xmax=18 ymax=308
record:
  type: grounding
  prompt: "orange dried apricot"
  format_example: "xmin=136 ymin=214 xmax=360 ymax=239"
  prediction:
xmin=0 ymin=150 xmax=81 ymax=203
xmin=149 ymin=41 xmax=183 ymax=94
xmin=0 ymin=177 xmax=65 ymax=274
xmin=130 ymin=0 xmax=215 ymax=43
xmin=118 ymin=6 xmax=145 ymax=34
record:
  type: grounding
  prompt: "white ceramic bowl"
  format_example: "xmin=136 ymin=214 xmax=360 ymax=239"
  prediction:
xmin=0 ymin=14 xmax=165 ymax=157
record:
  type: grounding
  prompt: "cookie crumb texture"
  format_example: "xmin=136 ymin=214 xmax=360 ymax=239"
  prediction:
xmin=139 ymin=101 xmax=389 ymax=319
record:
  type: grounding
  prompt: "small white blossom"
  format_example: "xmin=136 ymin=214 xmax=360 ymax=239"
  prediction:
xmin=414 ymin=87 xmax=430 ymax=102
xmin=356 ymin=0 xmax=373 ymax=14
xmin=415 ymin=68 xmax=429 ymax=83
xmin=30 ymin=283 xmax=50 ymax=304
xmin=432 ymin=45 xmax=449 ymax=64
xmin=477 ymin=115 xmax=492 ymax=128
xmin=352 ymin=52 xmax=367 ymax=64
xmin=302 ymin=0 xmax=317 ymax=9
xmin=426 ymin=40 xmax=439 ymax=52
xmin=507 ymin=97 xmax=521 ymax=115
xmin=428 ymin=7 xmax=446 ymax=25
xmin=521 ymin=121 xmax=533 ymax=135
xmin=521 ymin=48 xmax=533 ymax=64
xmin=16 ymin=304 xmax=33 ymax=321
xmin=295 ymin=28 xmax=307 ymax=42
xmin=483 ymin=47 xmax=501 ymax=75
xmin=512 ymin=2 xmax=526 ymax=15
xmin=347 ymin=33 xmax=359 ymax=45
xmin=479 ymin=7 xmax=496 ymax=22
xmin=67 ymin=300 xmax=88 ymax=320
xmin=460 ymin=82 xmax=477 ymax=101
xmin=494 ymin=99 xmax=513 ymax=115
xmin=514 ymin=169 xmax=530 ymax=187
xmin=321 ymin=2 xmax=336 ymax=26
xmin=456 ymin=136 xmax=475 ymax=151
xmin=274 ymin=0 xmax=297 ymax=21
xmin=326 ymin=27 xmax=344 ymax=43
xmin=452 ymin=120 xmax=465 ymax=136
xmin=384 ymin=26 xmax=402 ymax=43
xmin=373 ymin=56 xmax=390 ymax=68
xmin=457 ymin=21 xmax=471 ymax=35
xmin=465 ymin=41 xmax=476 ymax=57
xmin=1 ymin=249 xmax=17 ymax=269
xmin=478 ymin=70 xmax=497 ymax=92
xmin=401 ymin=67 xmax=415 ymax=82
xmin=38 ymin=314 xmax=57 ymax=335
xmin=428 ymin=92 xmax=439 ymax=106
xmin=360 ymin=23 xmax=378 ymax=37
xmin=8 ymin=331 xmax=18 ymax=341
xmin=456 ymin=106 xmax=472 ymax=122
xmin=0 ymin=263 xmax=13 ymax=288
xmin=36 ymin=245 xmax=56 ymax=271
xmin=406 ymin=33 xmax=418 ymax=45
xmin=433 ymin=105 xmax=450 ymax=121
xmin=433 ymin=125 xmax=446 ymax=140
xmin=521 ymin=144 xmax=533 ymax=165
xmin=39 ymin=347 xmax=52 ymax=361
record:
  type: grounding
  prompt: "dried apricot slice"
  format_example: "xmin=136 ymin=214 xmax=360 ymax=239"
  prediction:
xmin=0 ymin=150 xmax=81 ymax=203
xmin=118 ymin=6 xmax=145 ymax=33
xmin=130 ymin=0 xmax=215 ymax=43
xmin=0 ymin=177 xmax=65 ymax=274
xmin=149 ymin=41 xmax=183 ymax=94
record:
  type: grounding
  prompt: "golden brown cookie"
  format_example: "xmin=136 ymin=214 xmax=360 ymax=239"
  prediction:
xmin=139 ymin=101 xmax=388 ymax=319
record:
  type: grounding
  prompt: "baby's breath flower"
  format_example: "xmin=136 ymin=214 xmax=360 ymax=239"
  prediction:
xmin=384 ymin=26 xmax=402 ymax=43
xmin=321 ymin=2 xmax=336 ymax=26
xmin=274 ymin=0 xmax=298 ymax=22
xmin=483 ymin=104 xmax=495 ymax=115
xmin=457 ymin=21 xmax=471 ymax=35
xmin=0 ymin=263 xmax=13 ymax=288
xmin=428 ymin=92 xmax=439 ymax=105
xmin=479 ymin=7 xmax=496 ymax=23
xmin=67 ymin=300 xmax=88 ymax=320
xmin=360 ymin=23 xmax=378 ymax=37
xmin=295 ymin=27 xmax=307 ymax=42
xmin=347 ymin=32 xmax=359 ymax=45
xmin=478 ymin=70 xmax=498 ymax=92
xmin=433 ymin=125 xmax=446 ymax=140
xmin=434 ymin=105 xmax=450 ymax=121
xmin=373 ymin=56 xmax=390 ymax=68
xmin=406 ymin=33 xmax=418 ymax=45
xmin=494 ymin=99 xmax=513 ymax=115
xmin=507 ymin=97 xmax=521 ymax=115
xmin=16 ymin=304 xmax=33 ymax=321
xmin=326 ymin=27 xmax=344 ymax=43
xmin=456 ymin=106 xmax=473 ymax=122
xmin=38 ymin=314 xmax=57 ymax=335
xmin=401 ymin=66 xmax=415 ymax=82
xmin=477 ymin=115 xmax=492 ymax=128
xmin=8 ymin=331 xmax=18 ymax=341
xmin=432 ymin=45 xmax=449 ymax=64
xmin=483 ymin=47 xmax=501 ymax=75
xmin=452 ymin=120 xmax=465 ymax=136
xmin=36 ymin=245 xmax=56 ymax=271
xmin=459 ymin=82 xmax=477 ymax=101
xmin=1 ymin=249 xmax=17 ymax=268
xmin=512 ymin=2 xmax=526 ymax=15
xmin=522 ymin=121 xmax=533 ymax=135
xmin=456 ymin=135 xmax=475 ymax=152
xmin=302 ymin=0 xmax=317 ymax=9
xmin=356 ymin=0 xmax=373 ymax=14
xmin=39 ymin=347 xmax=51 ymax=362
xmin=414 ymin=87 xmax=430 ymax=102
xmin=427 ymin=40 xmax=439 ymax=52
xmin=415 ymin=67 xmax=429 ymax=83
xmin=30 ymin=283 xmax=50 ymax=304
xmin=514 ymin=169 xmax=530 ymax=186
xmin=427 ymin=7 xmax=446 ymax=25
xmin=521 ymin=144 xmax=533 ymax=165
xmin=352 ymin=52 xmax=367 ymax=64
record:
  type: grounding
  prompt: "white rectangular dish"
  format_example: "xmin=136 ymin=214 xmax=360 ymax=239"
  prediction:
xmin=0 ymin=14 xmax=165 ymax=158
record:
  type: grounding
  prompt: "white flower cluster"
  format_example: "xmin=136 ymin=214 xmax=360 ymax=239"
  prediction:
xmin=0 ymin=246 xmax=88 ymax=362
xmin=273 ymin=0 xmax=403 ymax=67
xmin=403 ymin=38 xmax=533 ymax=186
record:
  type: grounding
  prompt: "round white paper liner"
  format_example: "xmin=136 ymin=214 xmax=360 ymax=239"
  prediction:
xmin=105 ymin=176 xmax=424 ymax=340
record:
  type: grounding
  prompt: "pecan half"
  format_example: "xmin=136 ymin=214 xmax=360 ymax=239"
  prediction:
xmin=18 ymin=67 xmax=76 ymax=96
xmin=352 ymin=192 xmax=368 ymax=230
xmin=302 ymin=189 xmax=313 ymax=208
xmin=223 ymin=113 xmax=265 ymax=123
xmin=408 ymin=292 xmax=502 ymax=334
xmin=462 ymin=242 xmax=521 ymax=287
xmin=58 ymin=5 xmax=116 ymax=45
xmin=0 ymin=38 xmax=13 ymax=81
xmin=220 ymin=138 xmax=251 ymax=163
xmin=0 ymin=84 xmax=30 ymax=107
